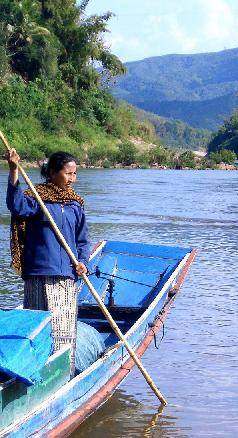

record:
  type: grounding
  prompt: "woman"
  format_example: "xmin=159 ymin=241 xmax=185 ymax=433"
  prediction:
xmin=6 ymin=149 xmax=90 ymax=377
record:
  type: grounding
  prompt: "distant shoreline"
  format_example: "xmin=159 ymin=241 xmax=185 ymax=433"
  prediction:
xmin=0 ymin=160 xmax=237 ymax=171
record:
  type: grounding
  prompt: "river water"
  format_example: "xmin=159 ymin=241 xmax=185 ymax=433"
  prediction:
xmin=0 ymin=169 xmax=237 ymax=437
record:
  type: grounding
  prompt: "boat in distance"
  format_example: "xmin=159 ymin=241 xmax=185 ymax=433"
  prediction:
xmin=0 ymin=240 xmax=197 ymax=437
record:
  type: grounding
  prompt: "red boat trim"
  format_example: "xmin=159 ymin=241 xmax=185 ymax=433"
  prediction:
xmin=90 ymin=240 xmax=105 ymax=257
xmin=47 ymin=249 xmax=197 ymax=438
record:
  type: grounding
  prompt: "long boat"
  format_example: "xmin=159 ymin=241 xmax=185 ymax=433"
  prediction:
xmin=0 ymin=240 xmax=196 ymax=437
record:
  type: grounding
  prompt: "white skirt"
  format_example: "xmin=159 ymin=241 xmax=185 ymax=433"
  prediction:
xmin=24 ymin=276 xmax=77 ymax=377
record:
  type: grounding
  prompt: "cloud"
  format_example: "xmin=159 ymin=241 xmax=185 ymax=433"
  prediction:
xmin=143 ymin=12 xmax=199 ymax=54
xmin=105 ymin=32 xmax=150 ymax=62
xmin=162 ymin=15 xmax=198 ymax=52
xmin=91 ymin=0 xmax=238 ymax=61
xmin=144 ymin=1 xmax=238 ymax=56
xmin=200 ymin=0 xmax=237 ymax=40
xmin=147 ymin=15 xmax=161 ymax=27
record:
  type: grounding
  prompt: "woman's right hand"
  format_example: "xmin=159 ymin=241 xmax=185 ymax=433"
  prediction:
xmin=7 ymin=148 xmax=20 ymax=170
xmin=7 ymin=148 xmax=20 ymax=185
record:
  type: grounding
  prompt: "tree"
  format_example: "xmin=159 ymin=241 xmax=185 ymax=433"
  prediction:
xmin=36 ymin=0 xmax=125 ymax=89
xmin=0 ymin=0 xmax=125 ymax=86
xmin=0 ymin=0 xmax=57 ymax=80
xmin=207 ymin=110 xmax=238 ymax=156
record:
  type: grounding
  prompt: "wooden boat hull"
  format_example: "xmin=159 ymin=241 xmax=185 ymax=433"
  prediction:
xmin=0 ymin=243 xmax=196 ymax=437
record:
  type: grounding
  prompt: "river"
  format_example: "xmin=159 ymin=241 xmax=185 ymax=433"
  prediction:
xmin=0 ymin=168 xmax=237 ymax=437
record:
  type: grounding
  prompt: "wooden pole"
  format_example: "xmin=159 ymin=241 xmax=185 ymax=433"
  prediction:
xmin=0 ymin=130 xmax=167 ymax=406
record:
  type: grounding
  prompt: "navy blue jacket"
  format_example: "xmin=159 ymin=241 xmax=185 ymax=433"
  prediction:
xmin=6 ymin=180 xmax=90 ymax=280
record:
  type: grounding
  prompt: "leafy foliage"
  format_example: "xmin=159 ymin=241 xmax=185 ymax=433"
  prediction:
xmin=210 ymin=149 xmax=237 ymax=164
xmin=175 ymin=151 xmax=196 ymax=169
xmin=148 ymin=145 xmax=171 ymax=166
xmin=117 ymin=142 xmax=137 ymax=165
xmin=207 ymin=110 xmax=238 ymax=156
xmin=0 ymin=0 xmax=125 ymax=85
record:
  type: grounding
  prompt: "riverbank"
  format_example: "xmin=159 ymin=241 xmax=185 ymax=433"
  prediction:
xmin=1 ymin=135 xmax=237 ymax=171
xmin=0 ymin=159 xmax=237 ymax=171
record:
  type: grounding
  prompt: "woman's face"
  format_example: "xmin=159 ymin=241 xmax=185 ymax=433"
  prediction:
xmin=51 ymin=161 xmax=77 ymax=190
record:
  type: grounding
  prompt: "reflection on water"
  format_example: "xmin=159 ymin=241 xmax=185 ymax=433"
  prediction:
xmin=71 ymin=389 xmax=189 ymax=438
xmin=0 ymin=169 xmax=237 ymax=437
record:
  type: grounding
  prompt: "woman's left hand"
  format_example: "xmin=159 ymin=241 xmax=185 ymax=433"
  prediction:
xmin=75 ymin=262 xmax=87 ymax=276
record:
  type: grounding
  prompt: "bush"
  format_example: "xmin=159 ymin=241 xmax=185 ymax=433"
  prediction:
xmin=31 ymin=135 xmax=84 ymax=161
xmin=69 ymin=119 xmax=104 ymax=144
xmin=87 ymin=144 xmax=107 ymax=165
xmin=149 ymin=145 xmax=170 ymax=165
xmin=0 ymin=116 xmax=44 ymax=159
xmin=87 ymin=142 xmax=119 ymax=166
xmin=210 ymin=149 xmax=236 ymax=164
xmin=102 ymin=159 xmax=112 ymax=168
xmin=176 ymin=150 xmax=196 ymax=168
xmin=136 ymin=151 xmax=150 ymax=167
xmin=117 ymin=142 xmax=137 ymax=165
xmin=0 ymin=76 xmax=75 ymax=133
xmin=0 ymin=116 xmax=84 ymax=161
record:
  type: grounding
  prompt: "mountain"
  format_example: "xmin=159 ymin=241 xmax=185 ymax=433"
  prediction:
xmin=112 ymin=48 xmax=238 ymax=130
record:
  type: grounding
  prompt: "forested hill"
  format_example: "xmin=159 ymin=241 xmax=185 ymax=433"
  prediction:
xmin=112 ymin=48 xmax=238 ymax=130
xmin=134 ymin=108 xmax=211 ymax=150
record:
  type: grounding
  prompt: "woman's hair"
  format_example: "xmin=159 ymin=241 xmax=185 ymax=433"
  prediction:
xmin=41 ymin=151 xmax=76 ymax=180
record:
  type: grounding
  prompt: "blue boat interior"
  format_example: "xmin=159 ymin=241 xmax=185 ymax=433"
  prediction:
xmin=78 ymin=241 xmax=191 ymax=348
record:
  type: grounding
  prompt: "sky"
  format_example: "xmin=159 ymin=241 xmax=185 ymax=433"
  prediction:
xmin=85 ymin=0 xmax=238 ymax=62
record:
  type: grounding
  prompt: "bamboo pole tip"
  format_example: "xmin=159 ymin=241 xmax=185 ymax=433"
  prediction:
xmin=0 ymin=130 xmax=10 ymax=150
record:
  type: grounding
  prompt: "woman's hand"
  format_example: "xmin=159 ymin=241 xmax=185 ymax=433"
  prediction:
xmin=7 ymin=148 xmax=20 ymax=186
xmin=75 ymin=262 xmax=87 ymax=276
xmin=7 ymin=148 xmax=20 ymax=169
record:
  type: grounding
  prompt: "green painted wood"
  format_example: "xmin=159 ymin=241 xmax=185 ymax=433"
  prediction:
xmin=0 ymin=347 xmax=70 ymax=430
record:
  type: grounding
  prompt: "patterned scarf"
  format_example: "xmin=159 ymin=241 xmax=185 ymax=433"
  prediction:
xmin=10 ymin=182 xmax=84 ymax=276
